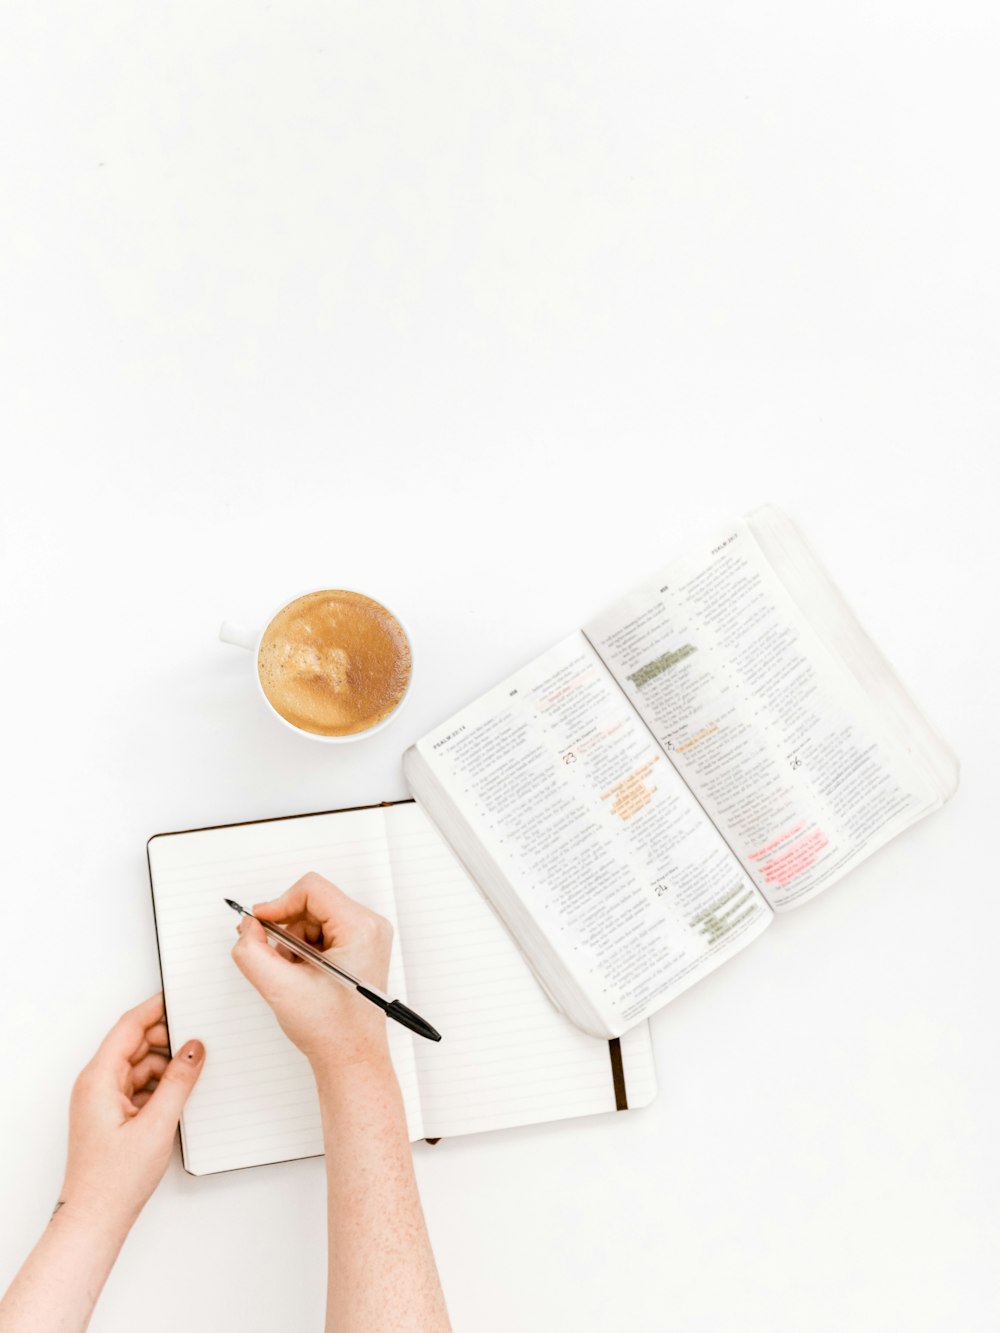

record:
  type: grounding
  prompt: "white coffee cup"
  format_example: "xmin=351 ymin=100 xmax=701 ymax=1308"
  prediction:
xmin=219 ymin=589 xmax=414 ymax=744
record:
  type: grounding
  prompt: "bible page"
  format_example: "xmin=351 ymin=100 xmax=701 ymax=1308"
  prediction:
xmin=148 ymin=808 xmax=421 ymax=1175
xmin=385 ymin=802 xmax=656 ymax=1138
xmin=406 ymin=633 xmax=771 ymax=1036
xmin=584 ymin=519 xmax=942 ymax=911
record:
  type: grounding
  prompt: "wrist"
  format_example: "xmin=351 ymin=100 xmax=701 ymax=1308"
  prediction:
xmin=54 ymin=1186 xmax=140 ymax=1247
xmin=308 ymin=1025 xmax=392 ymax=1078
xmin=48 ymin=1196 xmax=135 ymax=1259
xmin=311 ymin=1045 xmax=396 ymax=1099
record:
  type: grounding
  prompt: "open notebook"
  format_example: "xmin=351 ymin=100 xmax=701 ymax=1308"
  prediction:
xmin=147 ymin=800 xmax=656 ymax=1175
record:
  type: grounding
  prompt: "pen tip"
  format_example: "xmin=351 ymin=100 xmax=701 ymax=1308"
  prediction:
xmin=224 ymin=898 xmax=241 ymax=913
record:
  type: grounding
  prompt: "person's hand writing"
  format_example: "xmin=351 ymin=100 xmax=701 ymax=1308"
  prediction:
xmin=229 ymin=875 xmax=451 ymax=1333
xmin=59 ymin=993 xmax=205 ymax=1234
xmin=231 ymin=871 xmax=393 ymax=1073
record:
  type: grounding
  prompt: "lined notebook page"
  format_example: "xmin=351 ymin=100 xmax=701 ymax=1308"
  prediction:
xmin=388 ymin=803 xmax=657 ymax=1139
xmin=148 ymin=808 xmax=421 ymax=1175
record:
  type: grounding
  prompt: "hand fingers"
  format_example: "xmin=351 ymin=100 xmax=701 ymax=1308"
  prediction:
xmin=253 ymin=872 xmax=372 ymax=942
xmin=141 ymin=1040 xmax=205 ymax=1133
xmin=128 ymin=1052 xmax=169 ymax=1094
xmin=275 ymin=918 xmax=310 ymax=964
xmin=127 ymin=1022 xmax=171 ymax=1067
xmin=94 ymin=994 xmax=166 ymax=1070
xmin=142 ymin=1022 xmax=169 ymax=1052
xmin=273 ymin=918 xmax=324 ymax=959
xmin=231 ymin=916 xmax=298 ymax=1000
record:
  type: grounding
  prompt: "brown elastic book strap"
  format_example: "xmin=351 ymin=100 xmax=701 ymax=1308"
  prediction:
xmin=609 ymin=1037 xmax=628 ymax=1110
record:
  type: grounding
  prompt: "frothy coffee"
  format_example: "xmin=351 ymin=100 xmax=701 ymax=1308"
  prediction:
xmin=257 ymin=590 xmax=411 ymax=737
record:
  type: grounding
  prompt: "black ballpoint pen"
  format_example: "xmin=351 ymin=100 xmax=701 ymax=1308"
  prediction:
xmin=224 ymin=898 xmax=441 ymax=1042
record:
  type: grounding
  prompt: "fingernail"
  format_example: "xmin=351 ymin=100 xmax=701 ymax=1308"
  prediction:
xmin=179 ymin=1039 xmax=205 ymax=1063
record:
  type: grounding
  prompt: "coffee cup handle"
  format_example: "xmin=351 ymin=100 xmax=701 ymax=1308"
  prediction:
xmin=219 ymin=620 xmax=259 ymax=651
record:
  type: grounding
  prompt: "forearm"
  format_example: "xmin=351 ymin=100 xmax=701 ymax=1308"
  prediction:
xmin=314 ymin=1056 xmax=450 ymax=1333
xmin=0 ymin=1205 xmax=130 ymax=1333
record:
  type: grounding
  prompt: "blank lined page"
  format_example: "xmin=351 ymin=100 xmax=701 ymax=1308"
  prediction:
xmin=148 ymin=808 xmax=421 ymax=1175
xmin=387 ymin=803 xmax=657 ymax=1139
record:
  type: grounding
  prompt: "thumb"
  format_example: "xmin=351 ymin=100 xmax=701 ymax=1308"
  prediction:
xmin=231 ymin=915 xmax=293 ymax=1000
xmin=143 ymin=1039 xmax=205 ymax=1132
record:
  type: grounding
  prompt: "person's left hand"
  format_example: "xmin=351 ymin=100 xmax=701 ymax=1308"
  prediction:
xmin=58 ymin=993 xmax=205 ymax=1234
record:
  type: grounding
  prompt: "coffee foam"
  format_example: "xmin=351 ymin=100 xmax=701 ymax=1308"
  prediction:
xmin=257 ymin=590 xmax=411 ymax=737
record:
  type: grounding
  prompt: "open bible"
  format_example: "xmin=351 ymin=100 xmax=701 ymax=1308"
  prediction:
xmin=403 ymin=505 xmax=959 ymax=1039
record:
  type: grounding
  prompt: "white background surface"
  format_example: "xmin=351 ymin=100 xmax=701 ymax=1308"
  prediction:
xmin=1 ymin=3 xmax=997 ymax=1330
